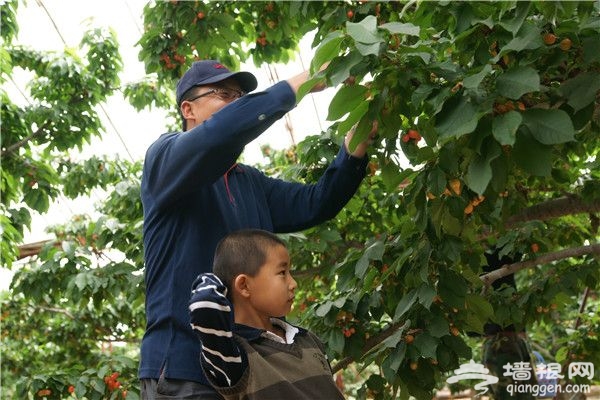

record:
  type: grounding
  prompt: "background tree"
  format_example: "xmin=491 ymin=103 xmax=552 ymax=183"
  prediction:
xmin=1 ymin=1 xmax=145 ymax=399
xmin=1 ymin=1 xmax=599 ymax=399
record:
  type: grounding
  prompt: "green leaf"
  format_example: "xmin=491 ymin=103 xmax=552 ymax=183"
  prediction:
xmin=393 ymin=289 xmax=418 ymax=321
xmin=311 ymin=32 xmax=344 ymax=73
xmin=337 ymin=101 xmax=369 ymax=136
xmin=73 ymin=273 xmax=89 ymax=291
xmin=296 ymin=76 xmax=325 ymax=103
xmin=364 ymin=321 xmax=409 ymax=359
xmin=498 ymin=1 xmax=531 ymax=35
xmin=392 ymin=248 xmax=414 ymax=276
xmin=463 ymin=65 xmax=492 ymax=90
xmin=522 ymin=109 xmax=575 ymax=145
xmin=379 ymin=22 xmax=420 ymax=36
xmin=355 ymin=256 xmax=369 ymax=279
xmin=465 ymin=294 xmax=494 ymax=322
xmin=492 ymin=111 xmax=522 ymax=146
xmin=558 ymin=72 xmax=600 ymax=113
xmin=382 ymin=343 xmax=407 ymax=379
xmin=443 ymin=336 xmax=472 ymax=359
xmin=327 ymin=85 xmax=368 ymax=121
xmin=346 ymin=15 xmax=381 ymax=44
xmin=413 ymin=332 xmax=438 ymax=359
xmin=333 ymin=296 xmax=347 ymax=308
xmin=355 ymin=42 xmax=382 ymax=56
xmin=428 ymin=315 xmax=449 ymax=338
xmin=582 ymin=36 xmax=600 ymax=63
xmin=441 ymin=211 xmax=462 ymax=237
xmin=555 ymin=346 xmax=569 ymax=363
xmin=500 ymin=22 xmax=542 ymax=55
xmin=366 ymin=374 xmax=387 ymax=392
xmin=417 ymin=284 xmax=437 ymax=309
xmin=466 ymin=155 xmax=492 ymax=195
xmin=380 ymin=326 xmax=406 ymax=349
xmin=61 ymin=240 xmax=77 ymax=256
xmin=411 ymin=84 xmax=435 ymax=105
xmin=435 ymin=96 xmax=479 ymax=140
xmin=328 ymin=51 xmax=364 ymax=87
xmin=513 ymin=130 xmax=554 ymax=176
xmin=23 ymin=189 xmax=50 ymax=213
xmin=438 ymin=270 xmax=468 ymax=308
xmin=348 ymin=116 xmax=374 ymax=151
xmin=496 ymin=67 xmax=540 ymax=99
xmin=327 ymin=328 xmax=345 ymax=354
xmin=464 ymin=312 xmax=486 ymax=334
xmin=355 ymin=239 xmax=385 ymax=278
xmin=426 ymin=167 xmax=447 ymax=196
xmin=381 ymin=160 xmax=411 ymax=190
xmin=315 ymin=301 xmax=332 ymax=317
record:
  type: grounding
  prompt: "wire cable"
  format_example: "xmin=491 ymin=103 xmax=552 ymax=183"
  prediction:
xmin=121 ymin=0 xmax=143 ymax=36
xmin=297 ymin=44 xmax=324 ymax=133
xmin=267 ymin=64 xmax=296 ymax=146
xmin=35 ymin=0 xmax=67 ymax=45
xmin=37 ymin=0 xmax=136 ymax=162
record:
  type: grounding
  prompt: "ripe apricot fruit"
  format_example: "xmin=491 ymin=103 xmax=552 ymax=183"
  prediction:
xmin=449 ymin=179 xmax=461 ymax=195
xmin=559 ymin=38 xmax=572 ymax=51
xmin=531 ymin=243 xmax=539 ymax=253
xmin=407 ymin=129 xmax=421 ymax=141
xmin=543 ymin=33 xmax=557 ymax=45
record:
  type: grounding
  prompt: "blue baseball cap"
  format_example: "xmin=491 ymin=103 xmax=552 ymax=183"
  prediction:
xmin=176 ymin=60 xmax=257 ymax=105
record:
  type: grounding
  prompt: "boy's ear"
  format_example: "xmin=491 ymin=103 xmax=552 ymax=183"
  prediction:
xmin=233 ymin=274 xmax=251 ymax=299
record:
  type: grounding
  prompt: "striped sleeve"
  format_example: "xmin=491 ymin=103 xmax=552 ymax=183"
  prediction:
xmin=189 ymin=273 xmax=245 ymax=387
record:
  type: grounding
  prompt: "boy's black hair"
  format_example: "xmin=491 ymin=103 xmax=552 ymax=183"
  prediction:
xmin=212 ymin=229 xmax=287 ymax=293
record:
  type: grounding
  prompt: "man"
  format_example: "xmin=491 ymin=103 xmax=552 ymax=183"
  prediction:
xmin=139 ymin=60 xmax=374 ymax=399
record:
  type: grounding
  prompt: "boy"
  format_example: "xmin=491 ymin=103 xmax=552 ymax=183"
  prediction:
xmin=189 ymin=229 xmax=345 ymax=399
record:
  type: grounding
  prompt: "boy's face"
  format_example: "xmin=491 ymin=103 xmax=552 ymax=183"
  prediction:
xmin=246 ymin=244 xmax=297 ymax=318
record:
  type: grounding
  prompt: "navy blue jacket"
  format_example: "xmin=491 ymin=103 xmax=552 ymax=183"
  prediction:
xmin=139 ymin=81 xmax=367 ymax=383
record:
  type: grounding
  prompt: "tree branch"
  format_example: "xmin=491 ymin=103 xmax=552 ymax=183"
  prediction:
xmin=505 ymin=195 xmax=600 ymax=229
xmin=17 ymin=239 xmax=61 ymax=260
xmin=332 ymin=321 xmax=406 ymax=373
xmin=293 ymin=266 xmax=322 ymax=279
xmin=480 ymin=243 xmax=600 ymax=286
xmin=1 ymin=120 xmax=52 ymax=157
xmin=37 ymin=305 xmax=75 ymax=319
xmin=332 ymin=244 xmax=599 ymax=373
xmin=292 ymin=240 xmax=364 ymax=279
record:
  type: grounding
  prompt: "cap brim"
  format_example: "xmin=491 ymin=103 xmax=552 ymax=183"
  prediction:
xmin=200 ymin=71 xmax=258 ymax=93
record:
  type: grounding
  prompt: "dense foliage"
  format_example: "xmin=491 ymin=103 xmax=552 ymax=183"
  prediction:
xmin=1 ymin=1 xmax=599 ymax=399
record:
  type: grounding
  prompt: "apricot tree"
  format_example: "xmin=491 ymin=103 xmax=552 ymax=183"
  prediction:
xmin=1 ymin=1 xmax=599 ymax=399
xmin=136 ymin=1 xmax=599 ymax=397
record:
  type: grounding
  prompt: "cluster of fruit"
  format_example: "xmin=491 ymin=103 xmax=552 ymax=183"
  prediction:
xmin=337 ymin=310 xmax=358 ymax=338
xmin=543 ymin=32 xmax=572 ymax=50
xmin=401 ymin=129 xmax=422 ymax=143
xmin=104 ymin=372 xmax=123 ymax=393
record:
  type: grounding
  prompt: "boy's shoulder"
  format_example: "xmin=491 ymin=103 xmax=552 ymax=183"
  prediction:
xmin=233 ymin=319 xmax=328 ymax=362
xmin=233 ymin=319 xmax=309 ymax=342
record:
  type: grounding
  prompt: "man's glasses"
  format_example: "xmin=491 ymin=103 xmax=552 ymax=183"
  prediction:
xmin=186 ymin=87 xmax=246 ymax=102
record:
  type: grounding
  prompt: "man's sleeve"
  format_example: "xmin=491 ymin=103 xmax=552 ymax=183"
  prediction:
xmin=262 ymin=144 xmax=368 ymax=232
xmin=189 ymin=273 xmax=246 ymax=387
xmin=143 ymin=81 xmax=297 ymax=209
